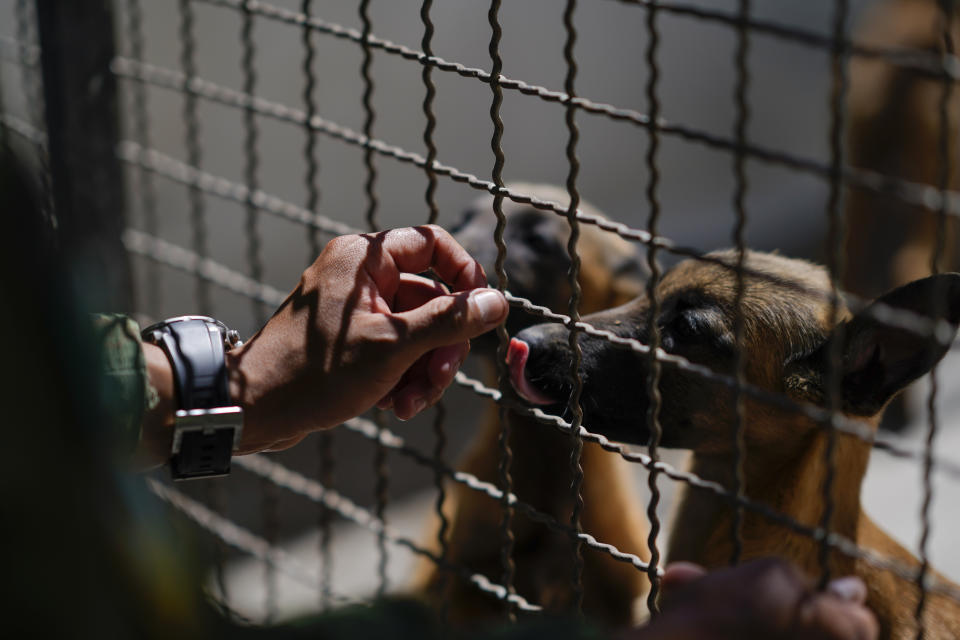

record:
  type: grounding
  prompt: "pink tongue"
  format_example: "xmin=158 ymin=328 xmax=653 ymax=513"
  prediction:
xmin=506 ymin=338 xmax=557 ymax=405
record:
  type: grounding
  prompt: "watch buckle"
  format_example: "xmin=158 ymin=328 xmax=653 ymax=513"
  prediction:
xmin=170 ymin=407 xmax=243 ymax=481
xmin=171 ymin=406 xmax=244 ymax=455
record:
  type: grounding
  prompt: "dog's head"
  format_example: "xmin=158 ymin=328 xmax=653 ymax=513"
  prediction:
xmin=509 ymin=250 xmax=960 ymax=452
xmin=451 ymin=183 xmax=646 ymax=347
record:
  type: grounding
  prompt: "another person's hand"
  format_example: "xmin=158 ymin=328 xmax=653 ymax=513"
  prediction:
xmin=225 ymin=225 xmax=508 ymax=453
xmin=622 ymin=558 xmax=877 ymax=640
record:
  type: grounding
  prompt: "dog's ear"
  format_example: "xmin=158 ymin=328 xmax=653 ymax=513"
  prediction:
xmin=838 ymin=273 xmax=960 ymax=416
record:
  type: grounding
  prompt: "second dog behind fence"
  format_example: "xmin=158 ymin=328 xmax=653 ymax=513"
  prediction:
xmin=845 ymin=0 xmax=960 ymax=430
xmin=410 ymin=184 xmax=652 ymax=625
xmin=510 ymin=250 xmax=960 ymax=639
xmin=845 ymin=0 xmax=960 ymax=301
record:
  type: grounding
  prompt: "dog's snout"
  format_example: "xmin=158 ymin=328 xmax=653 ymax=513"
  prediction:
xmin=512 ymin=323 xmax=574 ymax=405
xmin=515 ymin=322 xmax=573 ymax=373
xmin=515 ymin=321 xmax=569 ymax=350
xmin=513 ymin=309 xmax=654 ymax=445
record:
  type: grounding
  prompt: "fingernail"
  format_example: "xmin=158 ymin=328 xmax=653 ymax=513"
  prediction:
xmin=413 ymin=398 xmax=427 ymax=415
xmin=439 ymin=355 xmax=454 ymax=375
xmin=440 ymin=354 xmax=464 ymax=376
xmin=471 ymin=289 xmax=506 ymax=324
xmin=827 ymin=576 xmax=867 ymax=604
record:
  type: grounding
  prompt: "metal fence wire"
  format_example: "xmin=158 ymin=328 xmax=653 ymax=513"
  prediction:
xmin=3 ymin=0 xmax=960 ymax=634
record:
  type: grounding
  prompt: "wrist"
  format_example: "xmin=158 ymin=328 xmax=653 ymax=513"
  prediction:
xmin=135 ymin=343 xmax=176 ymax=468
xmin=225 ymin=340 xmax=273 ymax=453
xmin=224 ymin=314 xmax=334 ymax=453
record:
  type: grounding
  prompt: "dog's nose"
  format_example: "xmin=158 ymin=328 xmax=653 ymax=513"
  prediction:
xmin=511 ymin=322 xmax=575 ymax=404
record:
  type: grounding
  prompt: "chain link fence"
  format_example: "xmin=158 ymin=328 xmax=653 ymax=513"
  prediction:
xmin=2 ymin=0 xmax=960 ymax=634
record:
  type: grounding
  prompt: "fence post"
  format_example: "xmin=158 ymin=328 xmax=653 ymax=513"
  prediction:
xmin=35 ymin=0 xmax=132 ymax=312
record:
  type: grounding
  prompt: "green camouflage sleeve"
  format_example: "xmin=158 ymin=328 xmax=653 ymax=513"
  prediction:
xmin=92 ymin=314 xmax=158 ymax=457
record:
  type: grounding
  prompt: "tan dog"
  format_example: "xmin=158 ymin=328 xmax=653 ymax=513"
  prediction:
xmin=509 ymin=250 xmax=960 ymax=638
xmin=411 ymin=184 xmax=652 ymax=626
xmin=845 ymin=0 xmax=960 ymax=430
xmin=845 ymin=0 xmax=960 ymax=309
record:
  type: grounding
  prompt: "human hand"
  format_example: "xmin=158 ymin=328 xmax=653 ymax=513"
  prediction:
xmin=226 ymin=225 xmax=508 ymax=453
xmin=620 ymin=559 xmax=877 ymax=640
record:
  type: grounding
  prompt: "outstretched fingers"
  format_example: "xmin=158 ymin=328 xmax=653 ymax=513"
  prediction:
xmin=363 ymin=225 xmax=488 ymax=295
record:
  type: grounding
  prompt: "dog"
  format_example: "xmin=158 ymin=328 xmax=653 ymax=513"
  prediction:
xmin=410 ymin=184 xmax=652 ymax=626
xmin=845 ymin=0 xmax=960 ymax=299
xmin=508 ymin=249 xmax=960 ymax=638
xmin=844 ymin=0 xmax=960 ymax=429
xmin=450 ymin=183 xmax=648 ymax=340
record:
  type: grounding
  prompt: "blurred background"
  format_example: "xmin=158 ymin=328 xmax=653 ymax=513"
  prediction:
xmin=2 ymin=0 xmax=959 ymax=624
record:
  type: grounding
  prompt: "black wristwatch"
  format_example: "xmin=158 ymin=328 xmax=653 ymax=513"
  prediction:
xmin=142 ymin=316 xmax=244 ymax=480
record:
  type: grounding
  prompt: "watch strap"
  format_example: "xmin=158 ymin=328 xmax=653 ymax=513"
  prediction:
xmin=153 ymin=318 xmax=231 ymax=410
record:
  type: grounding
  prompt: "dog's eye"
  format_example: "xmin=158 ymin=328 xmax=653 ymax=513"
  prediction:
xmin=675 ymin=312 xmax=701 ymax=339
xmin=661 ymin=310 xmax=706 ymax=351
xmin=522 ymin=229 xmax=564 ymax=258
xmin=523 ymin=230 xmax=549 ymax=250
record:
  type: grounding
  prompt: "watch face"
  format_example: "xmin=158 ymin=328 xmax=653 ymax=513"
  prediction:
xmin=141 ymin=316 xmax=219 ymax=336
xmin=141 ymin=317 xmax=232 ymax=348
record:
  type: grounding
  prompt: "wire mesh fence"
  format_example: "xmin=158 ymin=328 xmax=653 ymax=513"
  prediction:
xmin=3 ymin=0 xmax=960 ymax=635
